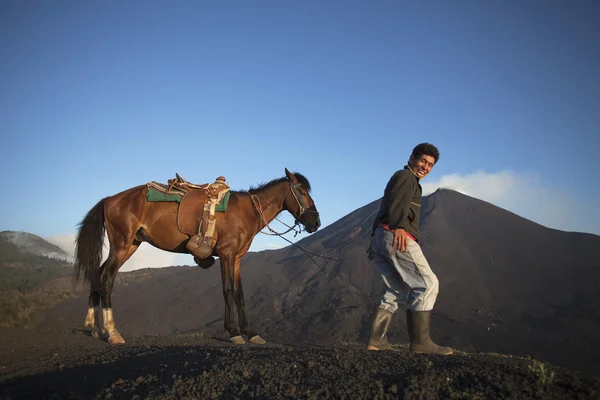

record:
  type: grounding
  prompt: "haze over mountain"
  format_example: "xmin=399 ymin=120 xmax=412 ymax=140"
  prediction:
xmin=0 ymin=231 xmax=72 ymax=263
xmin=28 ymin=189 xmax=596 ymax=376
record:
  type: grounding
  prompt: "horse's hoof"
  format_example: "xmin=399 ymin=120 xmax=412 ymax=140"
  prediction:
xmin=230 ymin=335 xmax=246 ymax=345
xmin=91 ymin=331 xmax=100 ymax=339
xmin=249 ymin=335 xmax=266 ymax=345
xmin=108 ymin=334 xmax=126 ymax=344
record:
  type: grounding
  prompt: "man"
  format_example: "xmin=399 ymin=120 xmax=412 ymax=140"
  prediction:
xmin=366 ymin=143 xmax=452 ymax=355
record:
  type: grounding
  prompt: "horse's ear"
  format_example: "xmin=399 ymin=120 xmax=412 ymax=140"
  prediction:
xmin=285 ymin=168 xmax=299 ymax=184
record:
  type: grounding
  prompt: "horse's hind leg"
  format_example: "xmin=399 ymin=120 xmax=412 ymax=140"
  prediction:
xmin=84 ymin=290 xmax=101 ymax=338
xmin=99 ymin=239 xmax=140 ymax=344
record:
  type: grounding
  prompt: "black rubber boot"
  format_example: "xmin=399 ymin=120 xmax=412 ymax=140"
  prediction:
xmin=407 ymin=310 xmax=453 ymax=355
xmin=367 ymin=307 xmax=394 ymax=351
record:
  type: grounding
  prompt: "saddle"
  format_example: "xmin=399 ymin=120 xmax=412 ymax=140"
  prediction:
xmin=146 ymin=174 xmax=230 ymax=263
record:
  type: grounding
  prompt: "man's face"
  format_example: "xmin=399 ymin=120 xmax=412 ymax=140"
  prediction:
xmin=409 ymin=154 xmax=436 ymax=179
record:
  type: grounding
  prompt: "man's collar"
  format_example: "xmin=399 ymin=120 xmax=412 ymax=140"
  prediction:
xmin=404 ymin=165 xmax=421 ymax=181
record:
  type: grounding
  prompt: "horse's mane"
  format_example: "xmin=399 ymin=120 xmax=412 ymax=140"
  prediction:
xmin=235 ymin=172 xmax=312 ymax=194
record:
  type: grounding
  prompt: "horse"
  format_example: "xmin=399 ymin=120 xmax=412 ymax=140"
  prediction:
xmin=73 ymin=168 xmax=321 ymax=345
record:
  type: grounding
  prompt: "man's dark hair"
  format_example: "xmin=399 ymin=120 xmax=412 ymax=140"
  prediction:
xmin=411 ymin=143 xmax=440 ymax=164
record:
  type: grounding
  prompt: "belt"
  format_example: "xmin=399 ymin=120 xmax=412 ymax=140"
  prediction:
xmin=377 ymin=223 xmax=416 ymax=241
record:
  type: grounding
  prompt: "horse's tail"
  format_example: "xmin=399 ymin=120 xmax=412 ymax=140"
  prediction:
xmin=74 ymin=198 xmax=108 ymax=290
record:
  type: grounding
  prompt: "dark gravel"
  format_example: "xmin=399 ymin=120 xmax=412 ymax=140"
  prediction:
xmin=1 ymin=327 xmax=598 ymax=400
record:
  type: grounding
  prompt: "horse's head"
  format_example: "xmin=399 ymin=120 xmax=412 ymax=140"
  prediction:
xmin=284 ymin=168 xmax=321 ymax=233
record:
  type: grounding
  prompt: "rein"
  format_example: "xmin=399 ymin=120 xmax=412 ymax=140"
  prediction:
xmin=249 ymin=194 xmax=298 ymax=236
xmin=249 ymin=185 xmax=338 ymax=276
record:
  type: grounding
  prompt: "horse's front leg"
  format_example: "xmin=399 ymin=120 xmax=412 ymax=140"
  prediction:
xmin=221 ymin=256 xmax=245 ymax=344
xmin=233 ymin=257 xmax=266 ymax=345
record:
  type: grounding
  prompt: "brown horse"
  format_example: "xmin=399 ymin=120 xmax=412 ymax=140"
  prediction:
xmin=74 ymin=168 xmax=320 ymax=345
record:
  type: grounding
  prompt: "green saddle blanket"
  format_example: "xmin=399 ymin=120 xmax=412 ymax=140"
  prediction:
xmin=146 ymin=186 xmax=230 ymax=212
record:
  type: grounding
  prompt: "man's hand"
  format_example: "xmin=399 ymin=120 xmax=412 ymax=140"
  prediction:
xmin=392 ymin=228 xmax=409 ymax=252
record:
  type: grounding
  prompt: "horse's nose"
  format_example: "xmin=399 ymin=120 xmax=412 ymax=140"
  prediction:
xmin=315 ymin=217 xmax=321 ymax=229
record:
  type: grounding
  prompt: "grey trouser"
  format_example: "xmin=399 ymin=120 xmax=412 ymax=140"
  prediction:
xmin=371 ymin=227 xmax=439 ymax=312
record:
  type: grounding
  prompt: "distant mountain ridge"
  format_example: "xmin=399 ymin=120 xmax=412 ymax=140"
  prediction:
xmin=0 ymin=231 xmax=72 ymax=263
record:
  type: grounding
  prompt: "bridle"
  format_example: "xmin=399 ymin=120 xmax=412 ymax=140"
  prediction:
xmin=289 ymin=182 xmax=319 ymax=222
xmin=249 ymin=180 xmax=334 ymax=276
xmin=249 ymin=181 xmax=318 ymax=235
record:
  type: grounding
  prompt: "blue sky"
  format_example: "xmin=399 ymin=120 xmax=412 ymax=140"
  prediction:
xmin=1 ymin=1 xmax=598 ymax=269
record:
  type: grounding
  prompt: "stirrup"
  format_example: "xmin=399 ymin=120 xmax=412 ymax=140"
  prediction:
xmin=193 ymin=256 xmax=215 ymax=269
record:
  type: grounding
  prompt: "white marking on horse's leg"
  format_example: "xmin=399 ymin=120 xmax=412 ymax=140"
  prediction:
xmin=102 ymin=308 xmax=125 ymax=344
xmin=86 ymin=306 xmax=102 ymax=339
xmin=84 ymin=307 xmax=95 ymax=328
xmin=102 ymin=308 xmax=108 ymax=332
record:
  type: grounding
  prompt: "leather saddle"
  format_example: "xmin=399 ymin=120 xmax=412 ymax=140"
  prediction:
xmin=147 ymin=174 xmax=230 ymax=265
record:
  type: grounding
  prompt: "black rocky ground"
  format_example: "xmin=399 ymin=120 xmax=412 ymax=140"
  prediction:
xmin=1 ymin=327 xmax=598 ymax=400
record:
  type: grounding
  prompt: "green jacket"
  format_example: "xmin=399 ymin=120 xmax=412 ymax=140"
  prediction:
xmin=372 ymin=166 xmax=422 ymax=241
